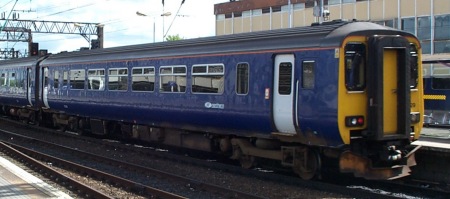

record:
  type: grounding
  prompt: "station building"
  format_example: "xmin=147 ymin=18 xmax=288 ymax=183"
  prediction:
xmin=214 ymin=0 xmax=450 ymax=55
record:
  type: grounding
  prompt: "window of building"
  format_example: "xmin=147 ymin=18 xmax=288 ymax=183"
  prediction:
xmin=242 ymin=10 xmax=251 ymax=17
xmin=236 ymin=63 xmax=249 ymax=95
xmin=108 ymin=68 xmax=128 ymax=91
xmin=421 ymin=41 xmax=432 ymax=54
xmin=132 ymin=67 xmax=155 ymax=92
xmin=435 ymin=14 xmax=450 ymax=40
xmin=69 ymin=69 xmax=85 ymax=89
xmin=252 ymin=9 xmax=262 ymax=16
xmin=293 ymin=3 xmax=305 ymax=10
xmin=54 ymin=70 xmax=59 ymax=89
xmin=386 ymin=19 xmax=396 ymax=28
xmin=281 ymin=5 xmax=290 ymax=12
xmin=160 ymin=66 xmax=186 ymax=93
xmin=435 ymin=41 xmax=450 ymax=53
xmin=328 ymin=0 xmax=341 ymax=5
xmin=345 ymin=43 xmax=366 ymax=91
xmin=279 ymin=62 xmax=292 ymax=94
xmin=401 ymin=17 xmax=415 ymax=35
xmin=234 ymin=12 xmax=242 ymax=18
xmin=192 ymin=64 xmax=224 ymax=94
xmin=302 ymin=61 xmax=315 ymax=89
xmin=418 ymin=16 xmax=432 ymax=54
xmin=434 ymin=14 xmax=450 ymax=54
xmin=343 ymin=0 xmax=356 ymax=4
xmin=262 ymin=7 xmax=271 ymax=14
xmin=88 ymin=69 xmax=105 ymax=91
xmin=216 ymin=14 xmax=225 ymax=20
xmin=417 ymin=16 xmax=431 ymax=40
xmin=272 ymin=6 xmax=281 ymax=12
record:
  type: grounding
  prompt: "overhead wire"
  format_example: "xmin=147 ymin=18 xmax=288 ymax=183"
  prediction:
xmin=0 ymin=0 xmax=16 ymax=10
xmin=163 ymin=0 xmax=185 ymax=38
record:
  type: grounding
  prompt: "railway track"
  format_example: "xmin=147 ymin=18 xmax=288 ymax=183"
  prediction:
xmin=0 ymin=117 xmax=447 ymax=198
xmin=0 ymin=128 xmax=266 ymax=198
xmin=0 ymin=141 xmax=116 ymax=199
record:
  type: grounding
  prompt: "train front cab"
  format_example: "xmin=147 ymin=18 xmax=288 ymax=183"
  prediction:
xmin=337 ymin=34 xmax=423 ymax=180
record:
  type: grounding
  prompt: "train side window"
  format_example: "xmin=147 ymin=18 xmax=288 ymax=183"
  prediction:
xmin=160 ymin=66 xmax=186 ymax=93
xmin=88 ymin=69 xmax=105 ymax=91
xmin=70 ymin=69 xmax=85 ymax=90
xmin=1 ymin=72 xmax=8 ymax=86
xmin=44 ymin=68 xmax=49 ymax=87
xmin=63 ymin=71 xmax=68 ymax=89
xmin=54 ymin=71 xmax=59 ymax=89
xmin=9 ymin=72 xmax=16 ymax=87
xmin=279 ymin=62 xmax=292 ymax=94
xmin=345 ymin=43 xmax=366 ymax=91
xmin=236 ymin=63 xmax=249 ymax=95
xmin=302 ymin=61 xmax=315 ymax=89
xmin=192 ymin=64 xmax=224 ymax=94
xmin=432 ymin=77 xmax=450 ymax=89
xmin=409 ymin=44 xmax=419 ymax=88
xmin=132 ymin=67 xmax=155 ymax=92
xmin=108 ymin=68 xmax=128 ymax=91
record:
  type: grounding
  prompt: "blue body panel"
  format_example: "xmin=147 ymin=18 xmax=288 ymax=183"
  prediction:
xmin=0 ymin=67 xmax=31 ymax=109
xmin=46 ymin=53 xmax=274 ymax=136
xmin=295 ymin=49 xmax=341 ymax=146
xmin=44 ymin=49 xmax=342 ymax=146
xmin=423 ymin=78 xmax=450 ymax=110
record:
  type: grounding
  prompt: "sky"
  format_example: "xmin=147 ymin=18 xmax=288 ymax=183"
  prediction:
xmin=0 ymin=0 xmax=229 ymax=55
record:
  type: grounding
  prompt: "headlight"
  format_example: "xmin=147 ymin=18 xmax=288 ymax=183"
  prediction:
xmin=345 ymin=116 xmax=364 ymax=127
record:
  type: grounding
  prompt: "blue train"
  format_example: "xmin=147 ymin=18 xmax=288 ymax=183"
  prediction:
xmin=0 ymin=20 xmax=423 ymax=180
xmin=422 ymin=54 xmax=450 ymax=126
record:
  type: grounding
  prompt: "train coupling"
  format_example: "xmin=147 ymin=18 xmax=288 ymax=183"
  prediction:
xmin=339 ymin=145 xmax=422 ymax=180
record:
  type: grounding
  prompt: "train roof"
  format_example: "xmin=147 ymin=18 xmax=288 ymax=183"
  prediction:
xmin=0 ymin=56 xmax=40 ymax=68
xmin=1 ymin=20 xmax=418 ymax=66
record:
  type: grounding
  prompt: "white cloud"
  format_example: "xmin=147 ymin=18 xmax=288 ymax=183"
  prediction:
xmin=1 ymin=0 xmax=228 ymax=54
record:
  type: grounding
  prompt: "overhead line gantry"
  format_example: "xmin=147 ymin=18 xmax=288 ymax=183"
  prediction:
xmin=0 ymin=18 xmax=103 ymax=58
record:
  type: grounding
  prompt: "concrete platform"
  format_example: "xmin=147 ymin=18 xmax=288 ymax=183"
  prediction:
xmin=413 ymin=127 xmax=450 ymax=152
xmin=0 ymin=156 xmax=72 ymax=199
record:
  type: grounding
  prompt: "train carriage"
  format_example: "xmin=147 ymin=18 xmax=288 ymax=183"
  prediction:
xmin=422 ymin=54 xmax=450 ymax=126
xmin=0 ymin=56 xmax=43 ymax=122
xmin=0 ymin=20 xmax=424 ymax=180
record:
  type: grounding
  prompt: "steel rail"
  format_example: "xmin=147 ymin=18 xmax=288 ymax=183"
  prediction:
xmin=0 ymin=141 xmax=113 ymax=199
xmin=0 ymin=141 xmax=187 ymax=199
xmin=0 ymin=127 xmax=265 ymax=199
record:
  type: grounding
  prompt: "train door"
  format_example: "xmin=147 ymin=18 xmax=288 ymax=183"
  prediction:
xmin=41 ymin=67 xmax=50 ymax=108
xmin=273 ymin=54 xmax=297 ymax=134
xmin=367 ymin=36 xmax=410 ymax=139
xmin=26 ymin=68 xmax=34 ymax=106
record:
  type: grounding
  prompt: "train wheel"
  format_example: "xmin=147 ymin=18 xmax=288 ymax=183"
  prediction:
xmin=293 ymin=149 xmax=320 ymax=180
xmin=240 ymin=155 xmax=256 ymax=169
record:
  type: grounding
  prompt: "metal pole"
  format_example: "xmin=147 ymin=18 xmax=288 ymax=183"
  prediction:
xmin=153 ymin=17 xmax=156 ymax=43
xmin=288 ymin=0 xmax=292 ymax=28
xmin=320 ymin=0 xmax=324 ymax=24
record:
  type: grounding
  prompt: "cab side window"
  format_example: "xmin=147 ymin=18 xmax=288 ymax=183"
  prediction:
xmin=345 ymin=43 xmax=366 ymax=91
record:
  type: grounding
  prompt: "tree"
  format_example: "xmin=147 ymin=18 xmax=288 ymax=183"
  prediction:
xmin=165 ymin=34 xmax=183 ymax=41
